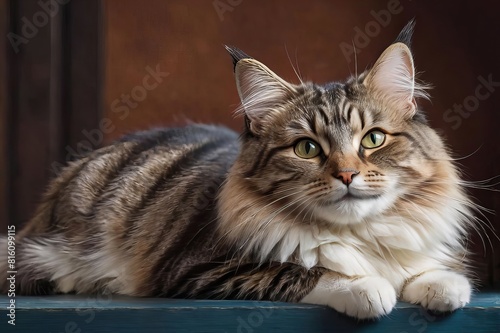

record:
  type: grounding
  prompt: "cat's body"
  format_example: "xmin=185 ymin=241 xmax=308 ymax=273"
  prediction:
xmin=12 ymin=125 xmax=242 ymax=297
xmin=1 ymin=22 xmax=475 ymax=319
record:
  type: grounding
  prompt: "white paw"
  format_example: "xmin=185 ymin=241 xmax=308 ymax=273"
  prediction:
xmin=302 ymin=275 xmax=396 ymax=319
xmin=402 ymin=270 xmax=471 ymax=312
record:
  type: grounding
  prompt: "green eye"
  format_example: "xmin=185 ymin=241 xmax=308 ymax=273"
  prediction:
xmin=361 ymin=130 xmax=386 ymax=149
xmin=294 ymin=139 xmax=321 ymax=159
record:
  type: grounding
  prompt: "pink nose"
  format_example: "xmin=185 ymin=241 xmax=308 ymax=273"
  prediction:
xmin=335 ymin=170 xmax=359 ymax=185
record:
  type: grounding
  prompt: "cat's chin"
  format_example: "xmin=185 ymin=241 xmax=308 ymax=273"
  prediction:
xmin=315 ymin=193 xmax=397 ymax=226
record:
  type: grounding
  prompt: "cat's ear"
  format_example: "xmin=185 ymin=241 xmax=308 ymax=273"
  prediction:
xmin=363 ymin=43 xmax=417 ymax=118
xmin=363 ymin=21 xmax=427 ymax=118
xmin=225 ymin=46 xmax=296 ymax=134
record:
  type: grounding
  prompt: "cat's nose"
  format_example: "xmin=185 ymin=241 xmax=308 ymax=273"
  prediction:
xmin=335 ymin=170 xmax=360 ymax=186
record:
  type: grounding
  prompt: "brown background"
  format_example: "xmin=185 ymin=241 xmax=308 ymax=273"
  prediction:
xmin=1 ymin=0 xmax=499 ymax=288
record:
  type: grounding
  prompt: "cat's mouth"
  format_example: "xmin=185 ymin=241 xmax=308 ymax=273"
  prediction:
xmin=343 ymin=193 xmax=381 ymax=201
xmin=320 ymin=192 xmax=382 ymax=206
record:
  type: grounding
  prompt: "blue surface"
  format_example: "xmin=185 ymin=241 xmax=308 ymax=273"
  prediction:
xmin=0 ymin=293 xmax=499 ymax=332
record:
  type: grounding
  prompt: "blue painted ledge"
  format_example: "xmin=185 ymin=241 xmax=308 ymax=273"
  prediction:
xmin=1 ymin=293 xmax=499 ymax=332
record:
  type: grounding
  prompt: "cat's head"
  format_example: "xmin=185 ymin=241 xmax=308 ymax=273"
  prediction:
xmin=222 ymin=21 xmax=461 ymax=228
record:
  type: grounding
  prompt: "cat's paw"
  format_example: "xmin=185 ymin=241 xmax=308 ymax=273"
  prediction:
xmin=339 ymin=276 xmax=397 ymax=319
xmin=302 ymin=275 xmax=396 ymax=319
xmin=401 ymin=270 xmax=471 ymax=312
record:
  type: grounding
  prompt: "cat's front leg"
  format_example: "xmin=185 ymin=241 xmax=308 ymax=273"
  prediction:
xmin=301 ymin=272 xmax=397 ymax=319
xmin=401 ymin=270 xmax=471 ymax=312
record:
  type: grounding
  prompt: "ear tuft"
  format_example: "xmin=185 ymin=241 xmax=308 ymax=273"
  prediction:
xmin=233 ymin=58 xmax=296 ymax=133
xmin=394 ymin=19 xmax=416 ymax=48
xmin=364 ymin=23 xmax=429 ymax=119
xmin=225 ymin=46 xmax=252 ymax=72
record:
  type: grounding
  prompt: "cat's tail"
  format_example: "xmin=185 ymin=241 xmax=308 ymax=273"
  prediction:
xmin=0 ymin=235 xmax=14 ymax=294
xmin=0 ymin=175 xmax=64 ymax=294
xmin=0 ymin=233 xmax=56 ymax=295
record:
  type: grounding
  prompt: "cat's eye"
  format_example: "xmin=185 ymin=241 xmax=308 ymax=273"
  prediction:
xmin=294 ymin=139 xmax=321 ymax=159
xmin=361 ymin=130 xmax=386 ymax=149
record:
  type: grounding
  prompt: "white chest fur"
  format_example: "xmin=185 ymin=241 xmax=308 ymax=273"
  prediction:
xmin=259 ymin=213 xmax=461 ymax=292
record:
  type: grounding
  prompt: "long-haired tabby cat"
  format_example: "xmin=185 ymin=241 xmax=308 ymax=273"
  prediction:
xmin=1 ymin=21 xmax=476 ymax=319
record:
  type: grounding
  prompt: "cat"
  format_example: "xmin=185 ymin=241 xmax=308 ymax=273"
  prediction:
xmin=0 ymin=21 xmax=476 ymax=319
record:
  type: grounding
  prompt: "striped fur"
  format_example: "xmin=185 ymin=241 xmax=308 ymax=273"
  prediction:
xmin=0 ymin=22 xmax=477 ymax=319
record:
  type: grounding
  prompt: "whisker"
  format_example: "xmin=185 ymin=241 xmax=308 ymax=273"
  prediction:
xmin=284 ymin=44 xmax=303 ymax=85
